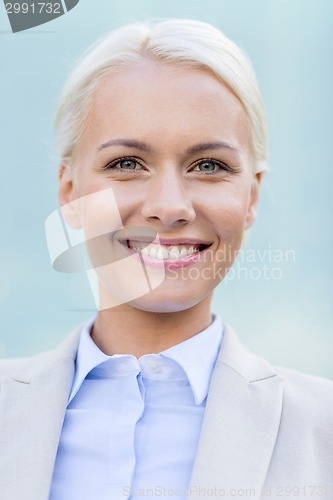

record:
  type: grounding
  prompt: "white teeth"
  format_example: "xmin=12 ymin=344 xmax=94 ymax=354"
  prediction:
xmin=156 ymin=247 xmax=163 ymax=260
xmin=157 ymin=247 xmax=169 ymax=260
xmin=128 ymin=242 xmax=202 ymax=260
xmin=149 ymin=246 xmax=157 ymax=258
xmin=169 ymin=246 xmax=181 ymax=260
xmin=162 ymin=247 xmax=170 ymax=259
xmin=141 ymin=246 xmax=150 ymax=257
xmin=180 ymin=247 xmax=188 ymax=258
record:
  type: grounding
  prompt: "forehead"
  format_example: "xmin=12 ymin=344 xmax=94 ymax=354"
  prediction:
xmin=85 ymin=59 xmax=251 ymax=153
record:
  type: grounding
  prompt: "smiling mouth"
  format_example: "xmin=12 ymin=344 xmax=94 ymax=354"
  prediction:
xmin=120 ymin=240 xmax=212 ymax=261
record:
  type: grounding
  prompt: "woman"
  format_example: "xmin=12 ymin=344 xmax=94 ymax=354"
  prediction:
xmin=0 ymin=19 xmax=332 ymax=500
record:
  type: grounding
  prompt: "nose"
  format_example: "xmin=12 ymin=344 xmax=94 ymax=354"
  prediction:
xmin=141 ymin=170 xmax=196 ymax=228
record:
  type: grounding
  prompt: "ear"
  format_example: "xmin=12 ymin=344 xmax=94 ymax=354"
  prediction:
xmin=58 ymin=161 xmax=82 ymax=228
xmin=245 ymin=172 xmax=262 ymax=229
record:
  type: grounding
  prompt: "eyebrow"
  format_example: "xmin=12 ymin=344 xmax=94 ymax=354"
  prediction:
xmin=96 ymin=138 xmax=239 ymax=155
xmin=185 ymin=141 xmax=239 ymax=155
xmin=97 ymin=139 xmax=153 ymax=152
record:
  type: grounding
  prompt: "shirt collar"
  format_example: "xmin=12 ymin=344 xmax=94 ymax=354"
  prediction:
xmin=69 ymin=317 xmax=108 ymax=403
xmin=69 ymin=315 xmax=223 ymax=406
xmin=160 ymin=315 xmax=223 ymax=405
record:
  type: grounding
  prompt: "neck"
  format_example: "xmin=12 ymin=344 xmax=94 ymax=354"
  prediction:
xmin=91 ymin=297 xmax=213 ymax=358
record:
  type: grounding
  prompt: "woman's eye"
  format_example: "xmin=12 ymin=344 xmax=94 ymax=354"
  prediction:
xmin=118 ymin=159 xmax=139 ymax=170
xmin=194 ymin=160 xmax=224 ymax=172
xmin=105 ymin=158 xmax=142 ymax=172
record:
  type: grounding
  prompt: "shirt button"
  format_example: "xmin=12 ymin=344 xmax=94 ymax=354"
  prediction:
xmin=150 ymin=361 xmax=161 ymax=373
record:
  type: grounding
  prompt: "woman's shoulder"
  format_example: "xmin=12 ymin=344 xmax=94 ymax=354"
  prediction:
xmin=0 ymin=350 xmax=59 ymax=380
xmin=0 ymin=356 xmax=33 ymax=378
xmin=0 ymin=324 xmax=82 ymax=381
xmin=275 ymin=364 xmax=333 ymax=419
xmin=277 ymin=364 xmax=333 ymax=393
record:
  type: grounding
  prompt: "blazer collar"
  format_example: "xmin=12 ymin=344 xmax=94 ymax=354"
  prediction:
xmin=0 ymin=325 xmax=82 ymax=500
xmin=188 ymin=324 xmax=284 ymax=499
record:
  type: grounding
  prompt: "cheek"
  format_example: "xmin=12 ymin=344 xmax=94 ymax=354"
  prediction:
xmin=203 ymin=194 xmax=249 ymax=279
xmin=77 ymin=187 xmax=125 ymax=240
xmin=206 ymin=188 xmax=250 ymax=238
xmin=106 ymin=183 xmax=154 ymax=228
xmin=112 ymin=186 xmax=143 ymax=213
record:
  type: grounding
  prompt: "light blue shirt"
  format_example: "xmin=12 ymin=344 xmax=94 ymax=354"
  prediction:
xmin=49 ymin=316 xmax=223 ymax=500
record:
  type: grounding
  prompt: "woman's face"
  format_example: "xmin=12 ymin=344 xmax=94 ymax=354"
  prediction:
xmin=59 ymin=59 xmax=261 ymax=313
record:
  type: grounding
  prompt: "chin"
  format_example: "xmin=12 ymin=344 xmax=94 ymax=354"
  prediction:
xmin=97 ymin=282 xmax=211 ymax=314
xmin=125 ymin=285 xmax=214 ymax=314
xmin=126 ymin=299 xmax=195 ymax=314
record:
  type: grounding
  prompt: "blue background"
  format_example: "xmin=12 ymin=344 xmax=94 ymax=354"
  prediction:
xmin=0 ymin=0 xmax=332 ymax=377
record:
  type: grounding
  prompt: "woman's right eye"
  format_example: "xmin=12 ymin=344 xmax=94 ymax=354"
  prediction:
xmin=105 ymin=158 xmax=142 ymax=171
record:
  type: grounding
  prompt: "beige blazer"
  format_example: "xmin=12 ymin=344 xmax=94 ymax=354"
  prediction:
xmin=0 ymin=325 xmax=332 ymax=500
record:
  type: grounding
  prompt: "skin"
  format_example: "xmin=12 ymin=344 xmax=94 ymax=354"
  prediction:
xmin=59 ymin=59 xmax=261 ymax=357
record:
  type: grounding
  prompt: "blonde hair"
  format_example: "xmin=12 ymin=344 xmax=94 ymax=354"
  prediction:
xmin=55 ymin=19 xmax=268 ymax=173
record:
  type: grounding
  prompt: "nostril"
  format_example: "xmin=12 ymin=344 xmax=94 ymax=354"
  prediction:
xmin=146 ymin=215 xmax=161 ymax=222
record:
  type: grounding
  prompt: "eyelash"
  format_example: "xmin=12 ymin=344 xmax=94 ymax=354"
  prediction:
xmin=191 ymin=158 xmax=239 ymax=175
xmin=103 ymin=156 xmax=239 ymax=175
xmin=103 ymin=156 xmax=144 ymax=174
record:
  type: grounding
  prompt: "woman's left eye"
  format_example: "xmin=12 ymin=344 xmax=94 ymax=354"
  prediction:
xmin=193 ymin=160 xmax=226 ymax=173
xmin=117 ymin=159 xmax=139 ymax=170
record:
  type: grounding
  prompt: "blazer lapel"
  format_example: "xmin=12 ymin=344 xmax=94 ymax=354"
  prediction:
xmin=188 ymin=325 xmax=284 ymax=499
xmin=0 ymin=327 xmax=81 ymax=500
